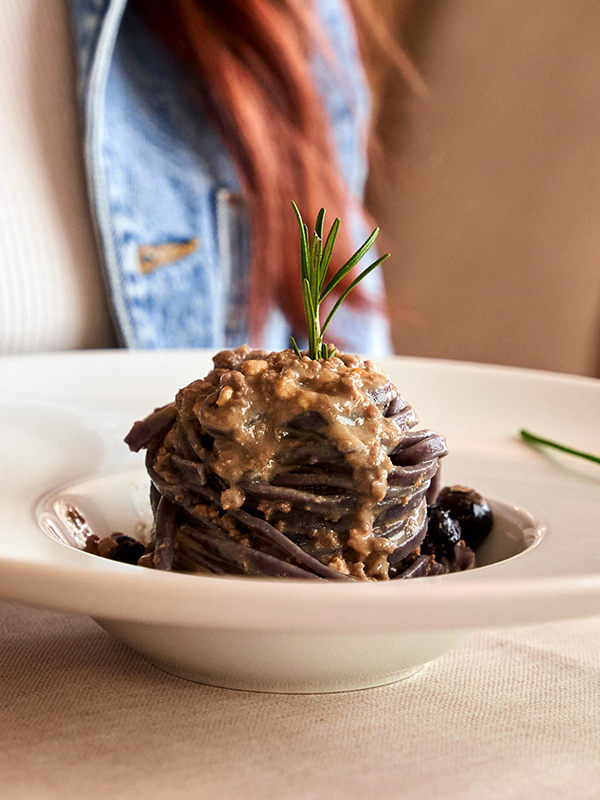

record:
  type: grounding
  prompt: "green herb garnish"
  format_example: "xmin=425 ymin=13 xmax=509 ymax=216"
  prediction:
xmin=290 ymin=201 xmax=390 ymax=360
xmin=520 ymin=429 xmax=600 ymax=466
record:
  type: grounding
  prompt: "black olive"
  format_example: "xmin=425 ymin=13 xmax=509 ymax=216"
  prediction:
xmin=110 ymin=532 xmax=146 ymax=565
xmin=436 ymin=485 xmax=493 ymax=549
xmin=422 ymin=504 xmax=462 ymax=560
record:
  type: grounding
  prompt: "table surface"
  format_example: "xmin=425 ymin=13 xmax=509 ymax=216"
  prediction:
xmin=2 ymin=601 xmax=600 ymax=799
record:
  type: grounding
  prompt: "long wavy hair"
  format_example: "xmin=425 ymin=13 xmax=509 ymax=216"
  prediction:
xmin=135 ymin=0 xmax=418 ymax=342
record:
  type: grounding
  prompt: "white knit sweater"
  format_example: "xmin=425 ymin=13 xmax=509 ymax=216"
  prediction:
xmin=0 ymin=0 xmax=116 ymax=354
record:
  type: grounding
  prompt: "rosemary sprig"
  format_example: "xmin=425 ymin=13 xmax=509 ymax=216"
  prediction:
xmin=520 ymin=429 xmax=600 ymax=466
xmin=290 ymin=201 xmax=390 ymax=360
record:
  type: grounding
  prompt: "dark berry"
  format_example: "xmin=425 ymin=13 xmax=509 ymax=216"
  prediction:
xmin=422 ymin=504 xmax=462 ymax=560
xmin=110 ymin=532 xmax=146 ymax=564
xmin=437 ymin=485 xmax=493 ymax=549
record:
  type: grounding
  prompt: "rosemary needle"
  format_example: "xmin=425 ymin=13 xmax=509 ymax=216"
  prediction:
xmin=290 ymin=201 xmax=390 ymax=360
xmin=519 ymin=429 xmax=600 ymax=466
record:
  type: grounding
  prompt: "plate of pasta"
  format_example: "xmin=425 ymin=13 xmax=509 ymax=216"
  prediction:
xmin=0 ymin=349 xmax=599 ymax=692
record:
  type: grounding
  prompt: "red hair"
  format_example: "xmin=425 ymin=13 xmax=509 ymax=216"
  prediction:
xmin=135 ymin=0 xmax=415 ymax=342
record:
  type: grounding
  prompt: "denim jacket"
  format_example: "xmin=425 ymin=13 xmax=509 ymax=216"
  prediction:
xmin=70 ymin=0 xmax=392 ymax=355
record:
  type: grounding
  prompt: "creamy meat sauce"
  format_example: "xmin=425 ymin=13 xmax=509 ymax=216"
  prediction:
xmin=153 ymin=345 xmax=422 ymax=580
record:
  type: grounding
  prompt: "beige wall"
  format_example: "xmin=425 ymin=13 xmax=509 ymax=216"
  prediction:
xmin=366 ymin=0 xmax=600 ymax=376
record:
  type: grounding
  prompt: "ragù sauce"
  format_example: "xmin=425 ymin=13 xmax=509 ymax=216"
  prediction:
xmin=149 ymin=345 xmax=424 ymax=579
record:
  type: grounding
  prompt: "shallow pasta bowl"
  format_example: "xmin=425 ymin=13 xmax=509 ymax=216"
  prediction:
xmin=0 ymin=350 xmax=599 ymax=693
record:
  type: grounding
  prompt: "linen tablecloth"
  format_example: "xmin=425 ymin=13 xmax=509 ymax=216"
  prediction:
xmin=2 ymin=600 xmax=599 ymax=799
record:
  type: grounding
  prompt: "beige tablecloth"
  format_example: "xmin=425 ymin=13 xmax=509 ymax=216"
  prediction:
xmin=2 ymin=600 xmax=600 ymax=799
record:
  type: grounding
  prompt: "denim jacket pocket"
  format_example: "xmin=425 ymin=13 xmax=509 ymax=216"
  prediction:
xmin=216 ymin=188 xmax=251 ymax=347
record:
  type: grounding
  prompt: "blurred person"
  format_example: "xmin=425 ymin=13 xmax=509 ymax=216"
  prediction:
xmin=0 ymin=0 xmax=414 ymax=357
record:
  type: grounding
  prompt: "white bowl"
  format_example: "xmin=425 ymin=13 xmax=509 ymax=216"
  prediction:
xmin=36 ymin=469 xmax=543 ymax=692
xmin=1 ymin=350 xmax=599 ymax=693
